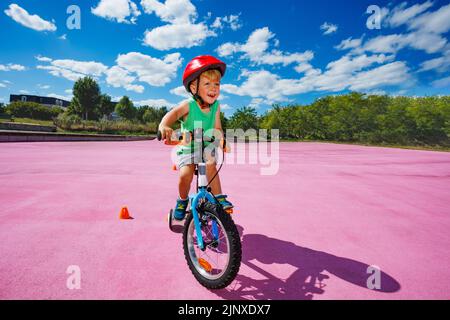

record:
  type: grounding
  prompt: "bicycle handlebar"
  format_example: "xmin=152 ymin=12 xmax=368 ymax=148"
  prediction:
xmin=157 ymin=128 xmax=228 ymax=188
xmin=157 ymin=129 xmax=217 ymax=144
xmin=157 ymin=129 xmax=228 ymax=153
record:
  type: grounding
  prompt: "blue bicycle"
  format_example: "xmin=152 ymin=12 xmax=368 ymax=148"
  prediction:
xmin=157 ymin=129 xmax=241 ymax=289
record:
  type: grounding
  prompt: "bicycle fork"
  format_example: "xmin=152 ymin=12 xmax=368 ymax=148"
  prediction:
xmin=190 ymin=163 xmax=220 ymax=251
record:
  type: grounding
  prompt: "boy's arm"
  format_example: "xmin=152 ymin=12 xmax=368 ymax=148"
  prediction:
xmin=214 ymin=104 xmax=223 ymax=134
xmin=158 ymin=101 xmax=189 ymax=141
xmin=215 ymin=104 xmax=229 ymax=151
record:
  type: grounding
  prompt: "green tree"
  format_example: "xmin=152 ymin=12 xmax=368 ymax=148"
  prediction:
xmin=136 ymin=106 xmax=150 ymax=123
xmin=71 ymin=77 xmax=101 ymax=120
xmin=5 ymin=101 xmax=63 ymax=120
xmin=142 ymin=106 xmax=168 ymax=124
xmin=228 ymin=106 xmax=259 ymax=131
xmin=220 ymin=112 xmax=228 ymax=130
xmin=115 ymin=96 xmax=136 ymax=121
xmin=98 ymin=94 xmax=115 ymax=118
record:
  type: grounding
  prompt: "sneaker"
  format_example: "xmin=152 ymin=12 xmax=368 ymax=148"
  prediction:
xmin=215 ymin=194 xmax=234 ymax=210
xmin=173 ymin=197 xmax=189 ymax=220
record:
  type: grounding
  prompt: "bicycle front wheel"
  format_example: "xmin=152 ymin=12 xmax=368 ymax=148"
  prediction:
xmin=183 ymin=201 xmax=241 ymax=289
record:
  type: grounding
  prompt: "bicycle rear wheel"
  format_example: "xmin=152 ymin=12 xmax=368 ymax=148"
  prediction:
xmin=183 ymin=201 xmax=241 ymax=289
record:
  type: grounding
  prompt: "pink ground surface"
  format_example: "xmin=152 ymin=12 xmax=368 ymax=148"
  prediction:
xmin=0 ymin=141 xmax=449 ymax=300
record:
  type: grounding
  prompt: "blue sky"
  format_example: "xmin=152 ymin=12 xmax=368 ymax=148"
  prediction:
xmin=0 ymin=0 xmax=449 ymax=116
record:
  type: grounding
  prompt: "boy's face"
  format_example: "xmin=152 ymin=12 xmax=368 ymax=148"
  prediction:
xmin=192 ymin=74 xmax=221 ymax=106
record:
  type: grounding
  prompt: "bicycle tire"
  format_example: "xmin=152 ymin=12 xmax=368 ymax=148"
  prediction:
xmin=183 ymin=201 xmax=241 ymax=289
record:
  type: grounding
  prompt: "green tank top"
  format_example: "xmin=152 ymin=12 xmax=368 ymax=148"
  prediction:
xmin=177 ymin=98 xmax=219 ymax=155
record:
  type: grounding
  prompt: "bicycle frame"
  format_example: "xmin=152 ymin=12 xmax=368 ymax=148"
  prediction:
xmin=158 ymin=128 xmax=223 ymax=250
xmin=189 ymin=162 xmax=220 ymax=251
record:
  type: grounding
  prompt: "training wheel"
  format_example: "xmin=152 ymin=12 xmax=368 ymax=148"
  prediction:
xmin=168 ymin=209 xmax=174 ymax=231
xmin=168 ymin=209 xmax=184 ymax=234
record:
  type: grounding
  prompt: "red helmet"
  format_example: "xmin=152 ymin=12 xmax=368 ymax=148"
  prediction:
xmin=182 ymin=55 xmax=226 ymax=93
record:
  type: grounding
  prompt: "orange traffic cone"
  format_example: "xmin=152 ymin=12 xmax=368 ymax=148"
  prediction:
xmin=119 ymin=206 xmax=133 ymax=220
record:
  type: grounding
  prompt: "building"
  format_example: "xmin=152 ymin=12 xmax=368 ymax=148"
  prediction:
xmin=9 ymin=94 xmax=70 ymax=108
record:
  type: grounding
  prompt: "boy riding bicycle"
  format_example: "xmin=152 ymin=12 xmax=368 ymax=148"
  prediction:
xmin=158 ymin=55 xmax=234 ymax=221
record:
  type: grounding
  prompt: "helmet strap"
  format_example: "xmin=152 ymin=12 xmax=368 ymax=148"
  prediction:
xmin=192 ymin=78 xmax=211 ymax=109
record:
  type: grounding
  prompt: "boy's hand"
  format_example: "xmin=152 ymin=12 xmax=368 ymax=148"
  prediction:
xmin=158 ymin=125 xmax=173 ymax=142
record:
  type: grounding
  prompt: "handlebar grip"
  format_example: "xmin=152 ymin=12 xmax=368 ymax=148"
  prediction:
xmin=203 ymin=136 xmax=215 ymax=143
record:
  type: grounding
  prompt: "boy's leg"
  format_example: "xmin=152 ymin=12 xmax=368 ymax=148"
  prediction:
xmin=206 ymin=161 xmax=222 ymax=195
xmin=173 ymin=164 xmax=195 ymax=220
xmin=179 ymin=164 xmax=195 ymax=199
xmin=205 ymin=155 xmax=233 ymax=210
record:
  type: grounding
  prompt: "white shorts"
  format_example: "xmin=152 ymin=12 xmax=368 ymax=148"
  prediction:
xmin=177 ymin=148 xmax=217 ymax=169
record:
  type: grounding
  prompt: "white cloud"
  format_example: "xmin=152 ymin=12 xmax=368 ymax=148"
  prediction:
xmin=105 ymin=66 xmax=144 ymax=93
xmin=216 ymin=42 xmax=240 ymax=57
xmin=222 ymin=70 xmax=292 ymax=102
xmin=419 ymin=50 xmax=450 ymax=73
xmin=140 ymin=0 xmax=196 ymax=24
xmin=140 ymin=0 xmax=218 ymax=50
xmin=37 ymin=59 xmax=108 ymax=81
xmin=222 ymin=54 xmax=411 ymax=103
xmin=320 ymin=22 xmax=338 ymax=35
xmin=361 ymin=34 xmax=407 ymax=54
xmin=116 ymin=52 xmax=182 ymax=87
xmin=0 ymin=80 xmax=11 ymax=87
xmin=64 ymin=89 xmax=73 ymax=94
xmin=358 ymin=32 xmax=446 ymax=55
xmin=37 ymin=84 xmax=51 ymax=90
xmin=37 ymin=65 xmax=85 ymax=81
xmin=220 ymin=103 xmax=232 ymax=110
xmin=217 ymin=27 xmax=313 ymax=69
xmin=348 ymin=61 xmax=411 ymax=91
xmin=432 ymin=75 xmax=450 ymax=88
xmin=35 ymin=55 xmax=52 ymax=62
xmin=4 ymin=4 xmax=56 ymax=32
xmin=387 ymin=1 xmax=434 ymax=27
xmin=135 ymin=98 xmax=174 ymax=107
xmin=335 ymin=37 xmax=364 ymax=51
xmin=59 ymin=34 xmax=67 ymax=40
xmin=91 ymin=0 xmax=141 ymax=24
xmin=211 ymin=14 xmax=242 ymax=31
xmin=143 ymin=22 xmax=216 ymax=50
xmin=0 ymin=63 xmax=26 ymax=71
xmin=51 ymin=60 xmax=108 ymax=76
xmin=212 ymin=17 xmax=222 ymax=29
xmin=36 ymin=52 xmax=183 ymax=93
xmin=19 ymin=90 xmax=30 ymax=94
xmin=341 ymin=3 xmax=449 ymax=58
xmin=170 ymin=85 xmax=190 ymax=98
xmin=240 ymin=27 xmax=274 ymax=59
xmin=48 ymin=93 xmax=73 ymax=101
xmin=407 ymin=3 xmax=450 ymax=34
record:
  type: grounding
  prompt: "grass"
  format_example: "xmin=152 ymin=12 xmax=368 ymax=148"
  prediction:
xmin=56 ymin=129 xmax=154 ymax=136
xmin=2 ymin=117 xmax=154 ymax=136
xmin=279 ymin=138 xmax=450 ymax=152
xmin=2 ymin=117 xmax=448 ymax=151
xmin=1 ymin=117 xmax=55 ymax=126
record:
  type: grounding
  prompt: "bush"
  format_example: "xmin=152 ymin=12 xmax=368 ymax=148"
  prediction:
xmin=260 ymin=93 xmax=450 ymax=147
xmin=6 ymin=101 xmax=64 ymax=120
xmin=54 ymin=112 xmax=156 ymax=135
xmin=53 ymin=113 xmax=82 ymax=130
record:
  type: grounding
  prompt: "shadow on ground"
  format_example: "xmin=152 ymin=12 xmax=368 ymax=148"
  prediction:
xmin=213 ymin=226 xmax=401 ymax=300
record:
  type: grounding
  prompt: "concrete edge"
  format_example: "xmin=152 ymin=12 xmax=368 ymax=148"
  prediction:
xmin=0 ymin=130 xmax=156 ymax=142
